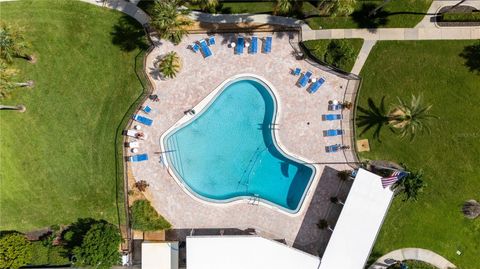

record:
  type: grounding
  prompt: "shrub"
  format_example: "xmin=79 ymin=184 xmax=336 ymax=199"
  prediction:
xmin=72 ymin=222 xmax=122 ymax=269
xmin=442 ymin=12 xmax=480 ymax=22
xmin=131 ymin=199 xmax=172 ymax=231
xmin=135 ymin=180 xmax=150 ymax=192
xmin=324 ymin=39 xmax=356 ymax=70
xmin=0 ymin=232 xmax=32 ymax=269
xmin=29 ymin=241 xmax=69 ymax=266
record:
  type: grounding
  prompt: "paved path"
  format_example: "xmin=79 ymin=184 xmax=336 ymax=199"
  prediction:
xmin=78 ymin=0 xmax=150 ymax=25
xmin=369 ymin=248 xmax=457 ymax=269
xmin=350 ymin=40 xmax=377 ymax=75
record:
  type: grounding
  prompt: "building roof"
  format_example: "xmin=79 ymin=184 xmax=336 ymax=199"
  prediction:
xmin=142 ymin=242 xmax=179 ymax=269
xmin=186 ymin=235 xmax=320 ymax=269
xmin=319 ymin=168 xmax=394 ymax=269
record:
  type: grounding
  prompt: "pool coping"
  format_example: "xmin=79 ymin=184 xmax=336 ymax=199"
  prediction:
xmin=159 ymin=73 xmax=319 ymax=217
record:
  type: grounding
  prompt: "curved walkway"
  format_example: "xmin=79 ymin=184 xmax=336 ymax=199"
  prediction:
xmin=369 ymin=248 xmax=457 ymax=269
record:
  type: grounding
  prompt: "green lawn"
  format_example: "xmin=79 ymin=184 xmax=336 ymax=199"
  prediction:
xmin=357 ymin=41 xmax=480 ymax=269
xmin=302 ymin=39 xmax=363 ymax=72
xmin=304 ymin=0 xmax=433 ymax=29
xmin=0 ymin=0 xmax=147 ymax=231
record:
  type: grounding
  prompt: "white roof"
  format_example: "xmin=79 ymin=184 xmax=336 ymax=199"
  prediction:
xmin=142 ymin=242 xmax=179 ymax=269
xmin=319 ymin=168 xmax=394 ymax=269
xmin=186 ymin=236 xmax=320 ymax=269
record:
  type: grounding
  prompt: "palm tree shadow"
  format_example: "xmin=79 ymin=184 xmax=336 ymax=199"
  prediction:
xmin=459 ymin=42 xmax=480 ymax=74
xmin=111 ymin=15 xmax=149 ymax=52
xmin=351 ymin=3 xmax=389 ymax=31
xmin=356 ymin=96 xmax=389 ymax=141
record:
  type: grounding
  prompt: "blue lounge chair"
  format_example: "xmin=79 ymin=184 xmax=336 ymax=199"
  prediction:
xmin=236 ymin=36 xmax=244 ymax=54
xmin=133 ymin=114 xmax=153 ymax=126
xmin=293 ymin=68 xmax=301 ymax=76
xmin=143 ymin=105 xmax=152 ymax=113
xmin=322 ymin=114 xmax=342 ymax=121
xmin=129 ymin=153 xmax=148 ymax=162
xmin=297 ymin=71 xmax=312 ymax=87
xmin=191 ymin=43 xmax=199 ymax=53
xmin=309 ymin=77 xmax=326 ymax=93
xmin=325 ymin=144 xmax=341 ymax=153
xmin=208 ymin=36 xmax=215 ymax=46
xmin=328 ymin=104 xmax=343 ymax=111
xmin=249 ymin=36 xmax=258 ymax=54
xmin=263 ymin=36 xmax=272 ymax=53
xmin=324 ymin=129 xmax=344 ymax=137
xmin=199 ymin=39 xmax=212 ymax=58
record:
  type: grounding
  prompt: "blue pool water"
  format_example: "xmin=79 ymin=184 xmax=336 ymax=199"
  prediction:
xmin=164 ymin=78 xmax=315 ymax=212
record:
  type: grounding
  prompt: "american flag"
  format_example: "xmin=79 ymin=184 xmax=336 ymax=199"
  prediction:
xmin=381 ymin=170 xmax=406 ymax=188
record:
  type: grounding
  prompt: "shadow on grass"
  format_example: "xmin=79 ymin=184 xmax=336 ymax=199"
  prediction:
xmin=351 ymin=3 xmax=389 ymax=30
xmin=356 ymin=97 xmax=390 ymax=141
xmin=111 ymin=15 xmax=149 ymax=52
xmin=459 ymin=41 xmax=480 ymax=74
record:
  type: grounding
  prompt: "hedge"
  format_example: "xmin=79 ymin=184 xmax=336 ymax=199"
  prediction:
xmin=130 ymin=199 xmax=172 ymax=231
xmin=442 ymin=12 xmax=480 ymax=22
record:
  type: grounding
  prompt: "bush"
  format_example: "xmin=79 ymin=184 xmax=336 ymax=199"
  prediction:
xmin=324 ymin=39 xmax=356 ymax=70
xmin=29 ymin=241 xmax=69 ymax=266
xmin=0 ymin=232 xmax=32 ymax=269
xmin=131 ymin=199 xmax=172 ymax=231
xmin=72 ymin=222 xmax=122 ymax=269
xmin=442 ymin=12 xmax=480 ymax=22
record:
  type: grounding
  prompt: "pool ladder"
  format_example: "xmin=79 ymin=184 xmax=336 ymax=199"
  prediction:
xmin=248 ymin=194 xmax=260 ymax=206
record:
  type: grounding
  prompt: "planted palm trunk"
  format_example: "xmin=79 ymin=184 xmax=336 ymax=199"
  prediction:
xmin=0 ymin=104 xmax=26 ymax=112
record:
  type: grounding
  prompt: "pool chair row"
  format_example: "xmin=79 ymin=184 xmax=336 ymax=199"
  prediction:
xmin=191 ymin=36 xmax=215 ymax=58
xmin=295 ymin=69 xmax=326 ymax=93
xmin=233 ymin=36 xmax=272 ymax=55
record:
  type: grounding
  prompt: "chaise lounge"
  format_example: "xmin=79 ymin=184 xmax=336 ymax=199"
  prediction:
xmin=324 ymin=129 xmax=344 ymax=137
xmin=322 ymin=114 xmax=343 ymax=121
xmin=325 ymin=144 xmax=341 ymax=153
xmin=249 ymin=36 xmax=258 ymax=54
xmin=309 ymin=77 xmax=326 ymax=93
xmin=129 ymin=153 xmax=148 ymax=162
xmin=199 ymin=39 xmax=212 ymax=58
xmin=133 ymin=114 xmax=153 ymax=126
xmin=263 ymin=36 xmax=272 ymax=53
xmin=236 ymin=36 xmax=244 ymax=54
xmin=297 ymin=71 xmax=312 ymax=87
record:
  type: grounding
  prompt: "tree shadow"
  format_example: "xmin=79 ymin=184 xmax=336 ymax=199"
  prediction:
xmin=60 ymin=218 xmax=107 ymax=257
xmin=459 ymin=42 xmax=480 ymax=74
xmin=351 ymin=3 xmax=389 ymax=30
xmin=356 ymin=96 xmax=389 ymax=141
xmin=111 ymin=15 xmax=149 ymax=52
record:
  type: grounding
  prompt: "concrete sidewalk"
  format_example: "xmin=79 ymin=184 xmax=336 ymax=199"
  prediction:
xmin=369 ymin=248 xmax=457 ymax=269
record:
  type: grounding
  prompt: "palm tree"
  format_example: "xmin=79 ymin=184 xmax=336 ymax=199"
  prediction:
xmin=158 ymin=51 xmax=181 ymax=79
xmin=331 ymin=0 xmax=356 ymax=17
xmin=388 ymin=95 xmax=437 ymax=141
xmin=393 ymin=169 xmax=425 ymax=201
xmin=0 ymin=22 xmax=32 ymax=63
xmin=1 ymin=61 xmax=33 ymax=98
xmin=274 ymin=0 xmax=293 ymax=15
xmin=462 ymin=200 xmax=480 ymax=219
xmin=191 ymin=0 xmax=218 ymax=12
xmin=316 ymin=219 xmax=333 ymax=232
xmin=151 ymin=0 xmax=193 ymax=45
xmin=330 ymin=196 xmax=345 ymax=205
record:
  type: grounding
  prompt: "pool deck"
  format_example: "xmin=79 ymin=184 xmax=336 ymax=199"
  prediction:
xmin=128 ymin=32 xmax=357 ymax=255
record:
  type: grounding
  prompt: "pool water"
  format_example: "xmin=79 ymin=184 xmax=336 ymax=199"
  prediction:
xmin=164 ymin=78 xmax=315 ymax=212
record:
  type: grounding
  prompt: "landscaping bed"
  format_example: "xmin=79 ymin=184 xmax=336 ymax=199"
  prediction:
xmin=437 ymin=6 xmax=480 ymax=26
xmin=302 ymin=39 xmax=363 ymax=72
xmin=357 ymin=40 xmax=480 ymax=269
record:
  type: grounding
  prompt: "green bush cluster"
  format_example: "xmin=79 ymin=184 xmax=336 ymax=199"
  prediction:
xmin=442 ymin=11 xmax=480 ymax=22
xmin=302 ymin=39 xmax=363 ymax=72
xmin=131 ymin=199 xmax=172 ymax=231
xmin=29 ymin=241 xmax=69 ymax=266
xmin=0 ymin=233 xmax=32 ymax=269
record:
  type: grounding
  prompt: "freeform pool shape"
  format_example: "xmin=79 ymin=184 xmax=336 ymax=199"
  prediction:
xmin=163 ymin=77 xmax=315 ymax=212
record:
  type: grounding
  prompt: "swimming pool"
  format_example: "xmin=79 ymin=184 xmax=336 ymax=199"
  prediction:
xmin=163 ymin=76 xmax=315 ymax=213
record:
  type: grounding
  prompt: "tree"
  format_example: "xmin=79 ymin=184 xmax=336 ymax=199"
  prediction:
xmin=190 ymin=0 xmax=218 ymax=12
xmin=130 ymin=199 xmax=171 ymax=231
xmin=330 ymin=196 xmax=345 ymax=205
xmin=316 ymin=219 xmax=333 ymax=231
xmin=1 ymin=60 xmax=33 ymax=99
xmin=158 ymin=51 xmax=181 ymax=79
xmin=0 ymin=233 xmax=32 ymax=269
xmin=462 ymin=200 xmax=480 ymax=219
xmin=316 ymin=0 xmax=356 ymax=17
xmin=72 ymin=222 xmax=122 ymax=269
xmin=324 ymin=39 xmax=355 ymax=70
xmin=393 ymin=169 xmax=425 ymax=201
xmin=150 ymin=0 xmax=192 ymax=45
xmin=274 ymin=0 xmax=293 ymax=15
xmin=388 ymin=95 xmax=437 ymax=141
xmin=0 ymin=22 xmax=31 ymax=63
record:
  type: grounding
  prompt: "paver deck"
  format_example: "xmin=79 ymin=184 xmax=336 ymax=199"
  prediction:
xmin=128 ymin=32 xmax=355 ymax=252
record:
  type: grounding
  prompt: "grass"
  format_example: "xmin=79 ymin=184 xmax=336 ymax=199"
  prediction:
xmin=302 ymin=39 xmax=363 ymax=72
xmin=305 ymin=0 xmax=433 ymax=29
xmin=357 ymin=40 xmax=480 ymax=269
xmin=442 ymin=11 xmax=480 ymax=22
xmin=130 ymin=199 xmax=171 ymax=231
xmin=0 ymin=0 xmax=148 ymax=231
